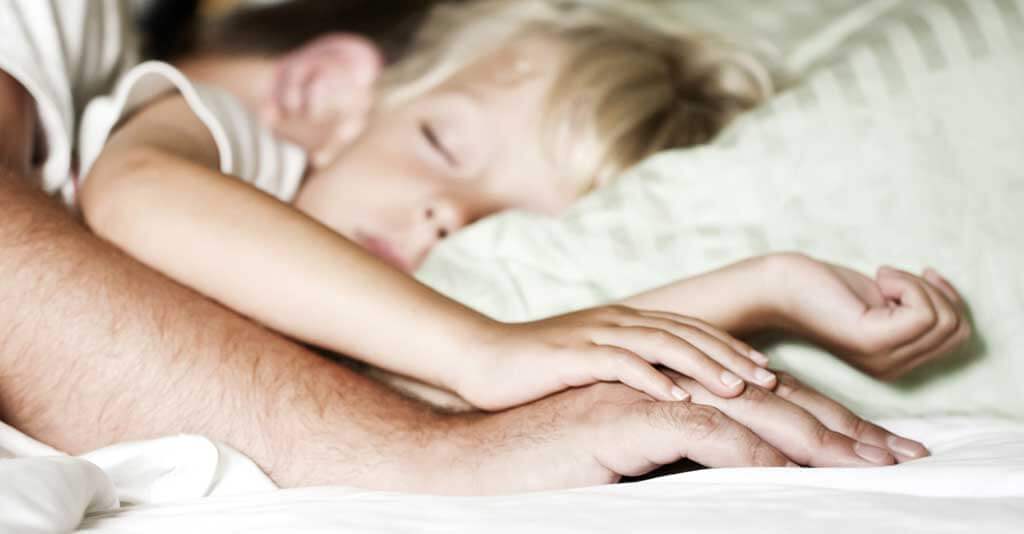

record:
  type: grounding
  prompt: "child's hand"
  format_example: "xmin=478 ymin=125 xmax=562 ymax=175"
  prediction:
xmin=457 ymin=306 xmax=776 ymax=411
xmin=768 ymin=253 xmax=971 ymax=380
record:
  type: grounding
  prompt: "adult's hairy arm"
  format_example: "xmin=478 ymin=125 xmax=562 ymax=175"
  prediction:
xmin=0 ymin=73 xmax=914 ymax=494
xmin=0 ymin=166 xmax=455 ymax=488
xmin=0 ymin=175 xmax=805 ymax=491
xmin=0 ymin=73 xmax=452 ymax=487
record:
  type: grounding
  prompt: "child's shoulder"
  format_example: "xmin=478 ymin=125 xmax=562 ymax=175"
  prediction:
xmin=77 ymin=61 xmax=308 ymax=208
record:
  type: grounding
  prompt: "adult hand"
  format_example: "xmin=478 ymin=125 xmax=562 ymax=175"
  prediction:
xmin=435 ymin=372 xmax=927 ymax=494
xmin=766 ymin=253 xmax=971 ymax=380
xmin=669 ymin=371 xmax=929 ymax=465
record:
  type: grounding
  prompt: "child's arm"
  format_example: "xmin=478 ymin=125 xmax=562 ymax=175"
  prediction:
xmin=620 ymin=256 xmax=782 ymax=338
xmin=81 ymin=96 xmax=491 ymax=393
xmin=621 ymin=253 xmax=971 ymax=380
xmin=81 ymin=94 xmax=770 ymax=410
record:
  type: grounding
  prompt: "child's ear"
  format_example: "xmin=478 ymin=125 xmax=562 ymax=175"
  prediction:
xmin=264 ymin=33 xmax=383 ymax=125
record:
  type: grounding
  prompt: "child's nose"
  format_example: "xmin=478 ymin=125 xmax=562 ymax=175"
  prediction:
xmin=423 ymin=200 xmax=467 ymax=242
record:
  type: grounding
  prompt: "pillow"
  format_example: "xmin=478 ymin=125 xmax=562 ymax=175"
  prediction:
xmin=416 ymin=0 xmax=1024 ymax=418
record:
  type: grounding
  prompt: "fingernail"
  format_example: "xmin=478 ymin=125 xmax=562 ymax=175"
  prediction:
xmin=750 ymin=350 xmax=770 ymax=366
xmin=720 ymin=371 xmax=743 ymax=389
xmin=671 ymin=387 xmax=690 ymax=402
xmin=887 ymin=435 xmax=929 ymax=458
xmin=754 ymin=368 xmax=777 ymax=386
xmin=854 ymin=442 xmax=894 ymax=465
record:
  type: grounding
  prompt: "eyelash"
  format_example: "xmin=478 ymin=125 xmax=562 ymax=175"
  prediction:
xmin=420 ymin=122 xmax=457 ymax=167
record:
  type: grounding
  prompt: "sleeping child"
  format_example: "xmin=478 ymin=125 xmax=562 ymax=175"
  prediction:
xmin=14 ymin=0 xmax=965 ymax=463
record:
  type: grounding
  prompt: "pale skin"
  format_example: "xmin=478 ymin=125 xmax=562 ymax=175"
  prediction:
xmin=0 ymin=26 xmax=963 ymax=492
xmin=0 ymin=146 xmax=930 ymax=487
xmin=82 ymin=33 xmax=969 ymax=413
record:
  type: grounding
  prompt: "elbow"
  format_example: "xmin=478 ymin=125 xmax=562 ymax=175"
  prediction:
xmin=79 ymin=147 xmax=167 ymax=243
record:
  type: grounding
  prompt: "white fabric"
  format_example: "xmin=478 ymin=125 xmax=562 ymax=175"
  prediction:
xmin=60 ymin=416 xmax=1024 ymax=533
xmin=0 ymin=421 xmax=275 ymax=534
xmin=3 ymin=416 xmax=1021 ymax=533
xmin=0 ymin=0 xmax=306 ymax=208
xmin=76 ymin=60 xmax=308 ymax=205
xmin=0 ymin=0 xmax=138 ymax=205
xmin=416 ymin=0 xmax=1024 ymax=419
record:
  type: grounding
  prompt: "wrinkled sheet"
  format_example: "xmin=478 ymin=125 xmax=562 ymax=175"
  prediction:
xmin=65 ymin=416 xmax=1024 ymax=533
xmin=0 ymin=422 xmax=274 ymax=534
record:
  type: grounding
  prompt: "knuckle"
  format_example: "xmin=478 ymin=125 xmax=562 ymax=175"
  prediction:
xmin=773 ymin=370 xmax=794 ymax=382
xmin=738 ymin=384 xmax=772 ymax=404
xmin=684 ymin=405 xmax=727 ymax=439
xmin=938 ymin=311 xmax=958 ymax=335
xmin=652 ymin=403 xmax=726 ymax=439
xmin=915 ymin=306 xmax=938 ymax=331
xmin=773 ymin=372 xmax=801 ymax=397
xmin=810 ymin=422 xmax=834 ymax=450
xmin=839 ymin=411 xmax=871 ymax=439
xmin=749 ymin=438 xmax=783 ymax=466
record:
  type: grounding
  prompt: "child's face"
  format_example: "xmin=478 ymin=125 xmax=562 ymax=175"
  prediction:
xmin=289 ymin=38 xmax=579 ymax=272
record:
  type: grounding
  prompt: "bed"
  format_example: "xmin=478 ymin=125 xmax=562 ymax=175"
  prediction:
xmin=2 ymin=0 xmax=1022 ymax=532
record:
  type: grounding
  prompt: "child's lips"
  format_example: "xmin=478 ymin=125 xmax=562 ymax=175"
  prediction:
xmin=355 ymin=231 xmax=409 ymax=271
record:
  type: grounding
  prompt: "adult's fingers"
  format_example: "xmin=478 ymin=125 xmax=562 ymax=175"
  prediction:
xmin=669 ymin=375 xmax=896 ymax=468
xmin=607 ymin=401 xmax=793 ymax=475
xmin=590 ymin=327 xmax=747 ymax=398
xmin=771 ymin=372 xmax=929 ymax=463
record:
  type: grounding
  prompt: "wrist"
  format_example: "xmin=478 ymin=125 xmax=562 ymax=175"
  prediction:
xmin=443 ymin=314 xmax=506 ymax=398
xmin=753 ymin=252 xmax=812 ymax=332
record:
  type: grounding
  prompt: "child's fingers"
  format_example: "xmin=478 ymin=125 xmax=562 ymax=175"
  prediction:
xmin=634 ymin=310 xmax=768 ymax=366
xmin=865 ymin=267 xmax=937 ymax=348
xmin=885 ymin=317 xmax=971 ymax=380
xmin=590 ymin=327 xmax=747 ymax=398
xmin=615 ymin=316 xmax=776 ymax=390
xmin=883 ymin=271 xmax=961 ymax=372
xmin=923 ymin=268 xmax=965 ymax=310
xmin=586 ymin=345 xmax=689 ymax=402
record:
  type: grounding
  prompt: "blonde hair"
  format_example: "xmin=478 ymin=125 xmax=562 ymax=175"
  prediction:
xmin=377 ymin=0 xmax=773 ymax=194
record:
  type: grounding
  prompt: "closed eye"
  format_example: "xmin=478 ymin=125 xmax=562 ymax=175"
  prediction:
xmin=420 ymin=122 xmax=458 ymax=167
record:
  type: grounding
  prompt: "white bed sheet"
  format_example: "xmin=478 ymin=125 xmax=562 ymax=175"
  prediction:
xmin=64 ymin=416 xmax=1023 ymax=533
